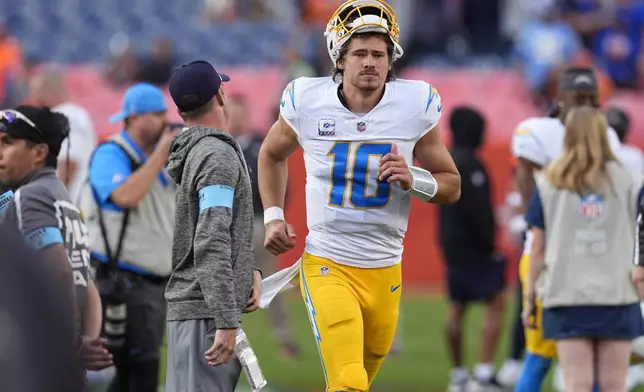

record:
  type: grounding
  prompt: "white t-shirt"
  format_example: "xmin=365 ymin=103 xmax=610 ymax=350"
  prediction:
xmin=54 ymin=102 xmax=97 ymax=204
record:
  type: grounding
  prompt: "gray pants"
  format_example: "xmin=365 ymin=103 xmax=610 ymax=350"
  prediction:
xmin=166 ymin=319 xmax=242 ymax=392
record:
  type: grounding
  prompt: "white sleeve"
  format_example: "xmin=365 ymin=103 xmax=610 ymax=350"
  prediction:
xmin=511 ymin=121 xmax=549 ymax=167
xmin=58 ymin=131 xmax=89 ymax=163
xmin=419 ymin=83 xmax=442 ymax=138
xmin=55 ymin=107 xmax=97 ymax=163
xmin=279 ymin=79 xmax=300 ymax=137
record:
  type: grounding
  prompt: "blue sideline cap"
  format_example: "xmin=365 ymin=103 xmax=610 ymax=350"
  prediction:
xmin=109 ymin=83 xmax=168 ymax=124
xmin=169 ymin=60 xmax=230 ymax=112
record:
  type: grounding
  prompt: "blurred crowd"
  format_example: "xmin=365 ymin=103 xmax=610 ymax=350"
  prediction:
xmin=0 ymin=0 xmax=643 ymax=113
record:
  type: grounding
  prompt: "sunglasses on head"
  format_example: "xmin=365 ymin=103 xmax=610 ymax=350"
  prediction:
xmin=0 ymin=110 xmax=45 ymax=139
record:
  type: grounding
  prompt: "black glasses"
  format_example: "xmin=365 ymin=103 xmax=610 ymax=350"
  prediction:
xmin=0 ymin=110 xmax=45 ymax=139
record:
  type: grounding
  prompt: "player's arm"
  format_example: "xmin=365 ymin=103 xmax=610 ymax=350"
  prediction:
xmin=259 ymin=79 xmax=302 ymax=254
xmin=380 ymin=85 xmax=460 ymax=204
xmin=259 ymin=79 xmax=301 ymax=217
xmin=413 ymin=127 xmax=461 ymax=204
xmin=258 ymin=115 xmax=300 ymax=213
xmin=524 ymin=188 xmax=546 ymax=299
xmin=515 ymin=158 xmax=542 ymax=213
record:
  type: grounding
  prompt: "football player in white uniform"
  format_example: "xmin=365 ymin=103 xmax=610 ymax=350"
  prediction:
xmin=509 ymin=67 xmax=621 ymax=392
xmin=257 ymin=1 xmax=461 ymax=390
xmin=606 ymin=107 xmax=644 ymax=175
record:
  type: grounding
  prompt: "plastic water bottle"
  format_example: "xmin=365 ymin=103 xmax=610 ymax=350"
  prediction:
xmin=235 ymin=329 xmax=267 ymax=391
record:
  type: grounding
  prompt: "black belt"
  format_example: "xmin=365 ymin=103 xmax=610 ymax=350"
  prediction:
xmin=117 ymin=268 xmax=168 ymax=286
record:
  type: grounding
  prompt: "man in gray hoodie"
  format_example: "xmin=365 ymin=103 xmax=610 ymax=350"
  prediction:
xmin=164 ymin=60 xmax=262 ymax=392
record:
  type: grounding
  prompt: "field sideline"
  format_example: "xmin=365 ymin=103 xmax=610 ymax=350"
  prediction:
xmin=156 ymin=289 xmax=644 ymax=392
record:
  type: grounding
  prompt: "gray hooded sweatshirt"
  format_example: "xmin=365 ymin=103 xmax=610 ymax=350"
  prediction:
xmin=165 ymin=126 xmax=254 ymax=329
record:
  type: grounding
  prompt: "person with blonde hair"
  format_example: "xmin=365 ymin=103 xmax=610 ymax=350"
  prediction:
xmin=522 ymin=106 xmax=644 ymax=392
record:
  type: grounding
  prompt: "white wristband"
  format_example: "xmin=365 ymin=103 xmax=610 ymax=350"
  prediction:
xmin=409 ymin=166 xmax=438 ymax=202
xmin=263 ymin=206 xmax=285 ymax=225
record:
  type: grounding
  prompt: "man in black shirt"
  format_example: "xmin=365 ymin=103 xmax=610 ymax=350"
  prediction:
xmin=439 ymin=106 xmax=506 ymax=391
xmin=228 ymin=95 xmax=300 ymax=357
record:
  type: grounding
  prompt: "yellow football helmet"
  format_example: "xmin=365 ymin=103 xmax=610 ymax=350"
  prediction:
xmin=325 ymin=0 xmax=403 ymax=64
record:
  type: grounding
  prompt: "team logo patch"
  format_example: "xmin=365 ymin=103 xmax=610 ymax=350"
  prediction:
xmin=578 ymin=193 xmax=605 ymax=221
xmin=320 ymin=266 xmax=329 ymax=276
xmin=318 ymin=118 xmax=336 ymax=136
xmin=357 ymin=121 xmax=366 ymax=132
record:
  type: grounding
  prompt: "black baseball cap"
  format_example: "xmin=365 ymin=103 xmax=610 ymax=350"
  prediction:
xmin=0 ymin=105 xmax=69 ymax=158
xmin=558 ymin=67 xmax=598 ymax=92
xmin=169 ymin=60 xmax=230 ymax=112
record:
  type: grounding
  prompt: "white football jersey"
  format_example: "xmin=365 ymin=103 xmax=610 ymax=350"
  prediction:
xmin=617 ymin=144 xmax=644 ymax=175
xmin=511 ymin=117 xmax=622 ymax=167
xmin=279 ymin=77 xmax=442 ymax=268
xmin=511 ymin=116 xmax=623 ymax=255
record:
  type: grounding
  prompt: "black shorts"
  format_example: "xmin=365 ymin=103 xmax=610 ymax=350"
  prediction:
xmin=445 ymin=257 xmax=507 ymax=304
xmin=543 ymin=303 xmax=644 ymax=341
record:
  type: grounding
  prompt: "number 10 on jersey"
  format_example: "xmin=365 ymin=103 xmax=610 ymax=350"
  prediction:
xmin=327 ymin=142 xmax=392 ymax=209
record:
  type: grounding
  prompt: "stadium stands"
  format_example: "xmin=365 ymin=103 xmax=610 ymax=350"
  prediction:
xmin=2 ymin=0 xmax=291 ymax=65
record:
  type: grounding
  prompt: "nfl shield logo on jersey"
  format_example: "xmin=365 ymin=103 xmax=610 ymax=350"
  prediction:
xmin=357 ymin=121 xmax=366 ymax=132
xmin=578 ymin=193 xmax=605 ymax=221
xmin=318 ymin=118 xmax=336 ymax=136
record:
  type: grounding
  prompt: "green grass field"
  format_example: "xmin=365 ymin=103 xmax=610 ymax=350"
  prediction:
xmin=159 ymin=291 xmax=644 ymax=392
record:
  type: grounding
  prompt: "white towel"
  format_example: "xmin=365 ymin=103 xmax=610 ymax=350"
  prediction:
xmin=259 ymin=258 xmax=302 ymax=309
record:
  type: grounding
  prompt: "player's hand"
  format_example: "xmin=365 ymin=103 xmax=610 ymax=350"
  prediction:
xmin=244 ymin=270 xmax=262 ymax=313
xmin=81 ymin=336 xmax=113 ymax=371
xmin=521 ymin=293 xmax=537 ymax=329
xmin=632 ymin=266 xmax=644 ymax=298
xmin=205 ymin=328 xmax=236 ymax=366
xmin=378 ymin=144 xmax=412 ymax=191
xmin=264 ymin=220 xmax=296 ymax=256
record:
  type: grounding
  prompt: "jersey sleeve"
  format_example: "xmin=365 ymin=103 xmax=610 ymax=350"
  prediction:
xmin=279 ymin=79 xmax=300 ymax=137
xmin=88 ymin=143 xmax=133 ymax=205
xmin=419 ymin=83 xmax=442 ymax=138
xmin=511 ymin=120 xmax=549 ymax=167
xmin=14 ymin=187 xmax=63 ymax=251
xmin=525 ymin=188 xmax=545 ymax=230
xmin=607 ymin=126 xmax=623 ymax=157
